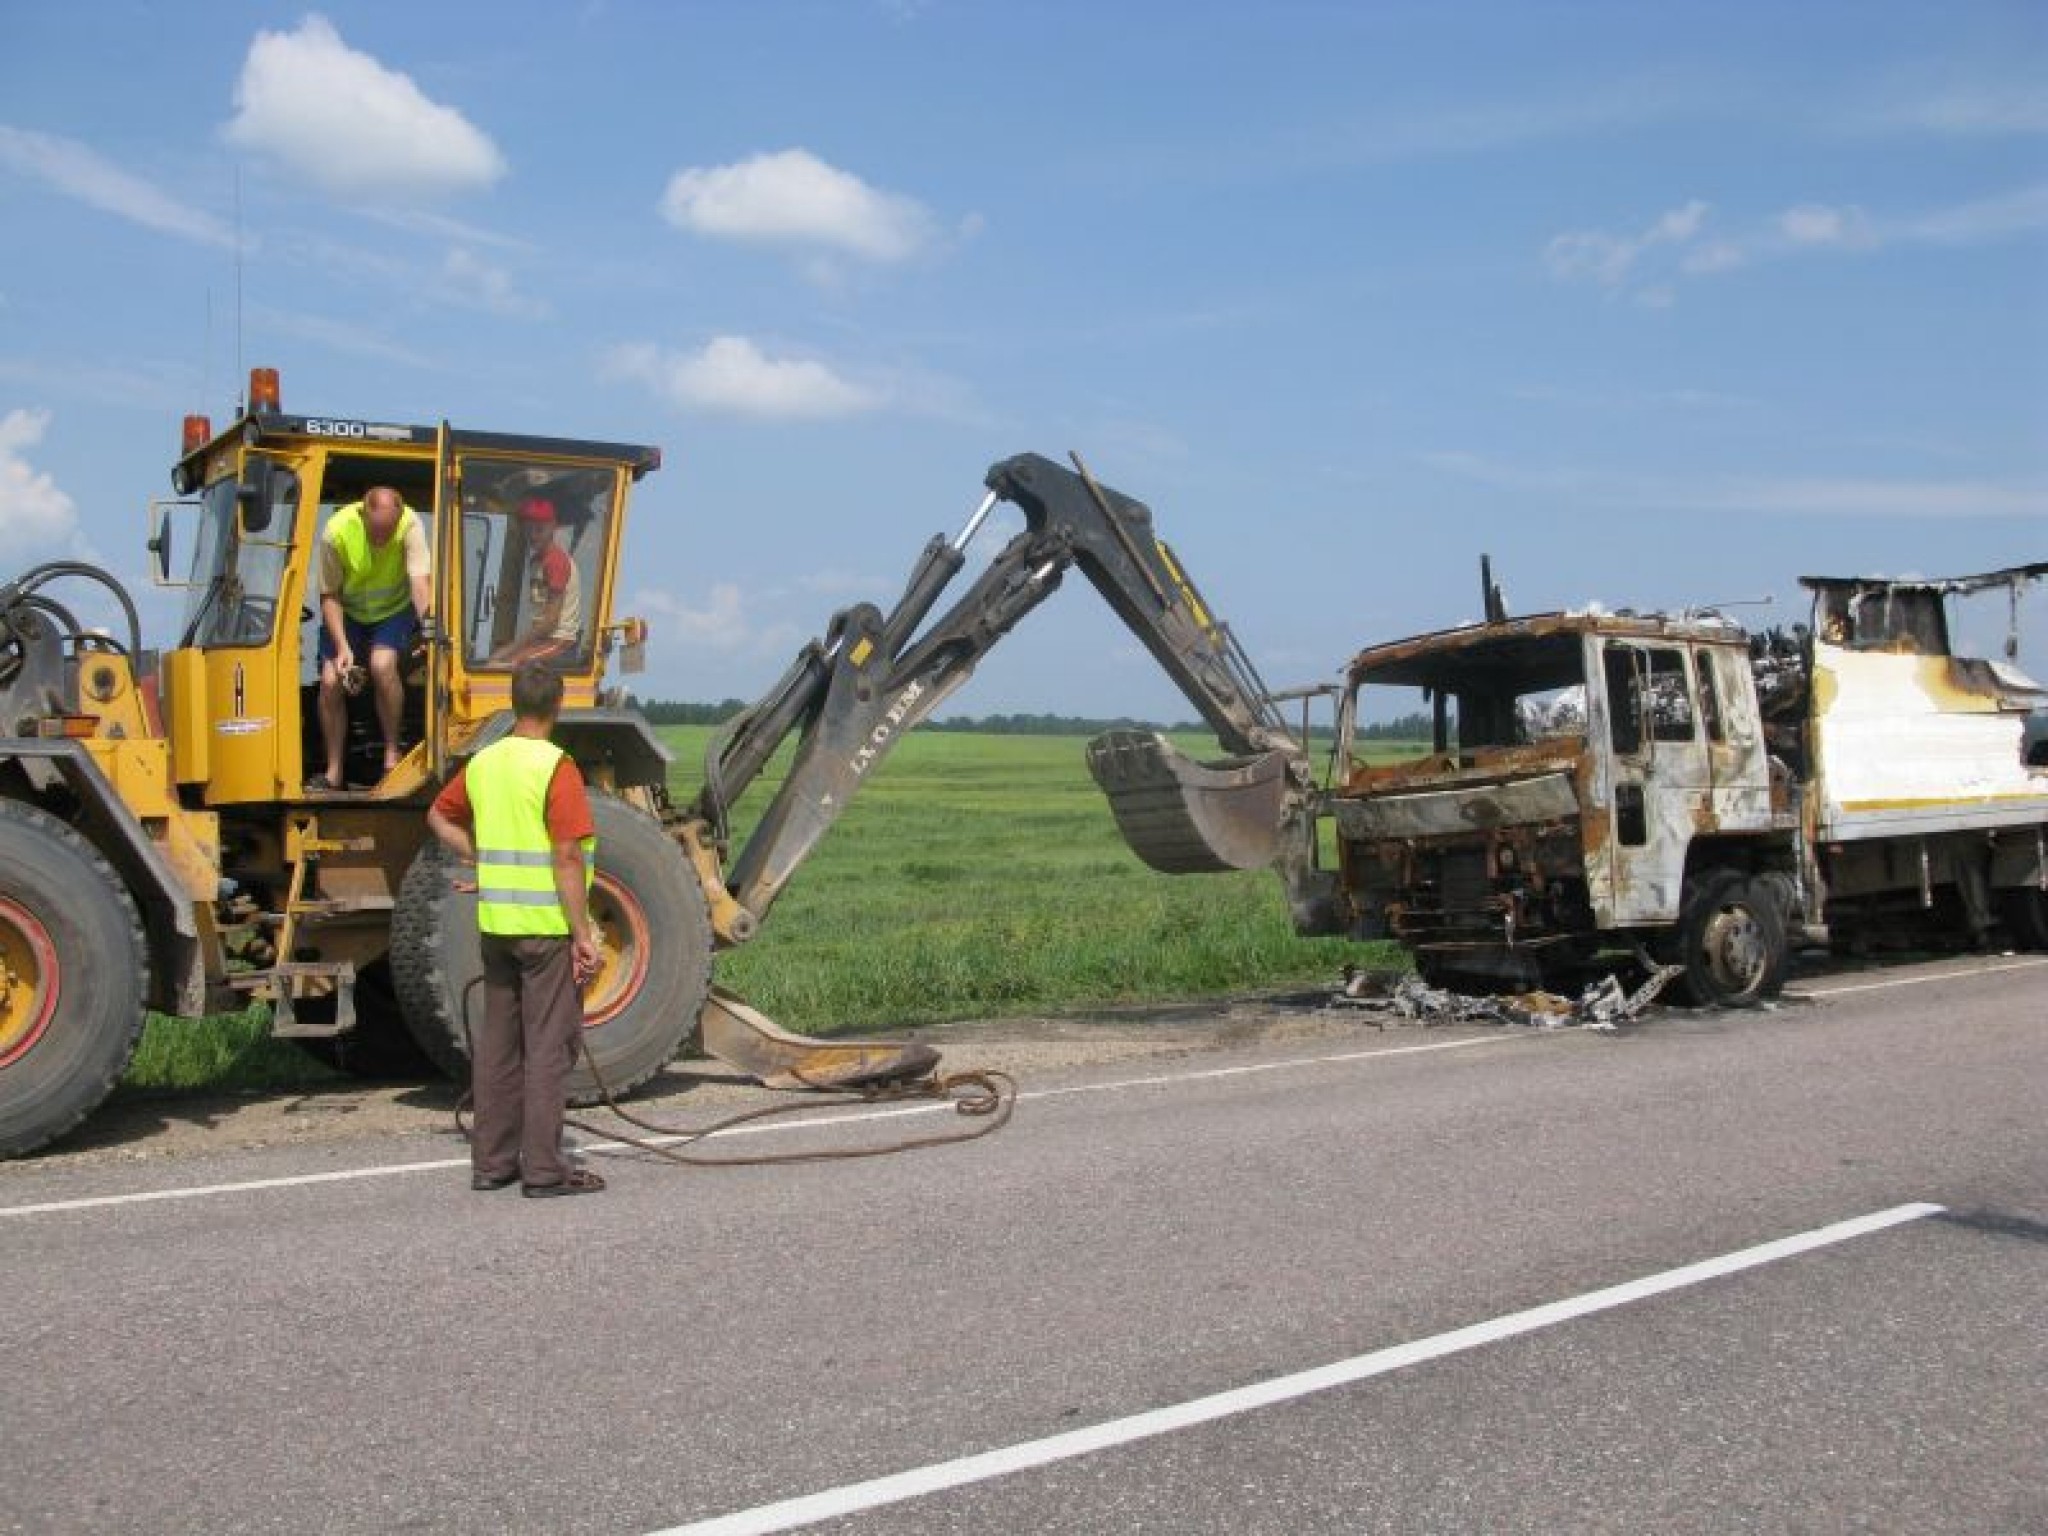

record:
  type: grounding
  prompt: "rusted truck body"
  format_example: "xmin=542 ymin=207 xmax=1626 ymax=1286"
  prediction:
xmin=1323 ymin=565 xmax=2048 ymax=1004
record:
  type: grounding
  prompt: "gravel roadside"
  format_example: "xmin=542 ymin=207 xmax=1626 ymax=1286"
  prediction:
xmin=5 ymin=992 xmax=1391 ymax=1172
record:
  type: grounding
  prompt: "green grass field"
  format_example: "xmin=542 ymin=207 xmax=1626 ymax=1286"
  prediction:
xmin=120 ymin=727 xmax=1401 ymax=1092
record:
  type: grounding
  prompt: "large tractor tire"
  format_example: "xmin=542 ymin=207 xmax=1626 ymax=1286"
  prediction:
xmin=292 ymin=958 xmax=438 ymax=1080
xmin=390 ymin=794 xmax=713 ymax=1103
xmin=1671 ymin=868 xmax=1788 ymax=1008
xmin=0 ymin=801 xmax=148 ymax=1157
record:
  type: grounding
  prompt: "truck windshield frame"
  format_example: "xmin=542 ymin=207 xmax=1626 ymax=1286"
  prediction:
xmin=1346 ymin=628 xmax=1588 ymax=763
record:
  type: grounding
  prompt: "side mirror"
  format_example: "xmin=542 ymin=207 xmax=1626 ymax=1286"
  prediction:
xmin=236 ymin=481 xmax=272 ymax=534
xmin=145 ymin=498 xmax=195 ymax=586
xmin=147 ymin=514 xmax=174 ymax=580
xmin=236 ymin=457 xmax=279 ymax=534
xmin=611 ymin=617 xmax=649 ymax=676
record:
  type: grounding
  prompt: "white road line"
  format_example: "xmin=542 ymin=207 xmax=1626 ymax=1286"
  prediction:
xmin=0 ymin=1157 xmax=476 ymax=1217
xmin=0 ymin=1033 xmax=1517 ymax=1219
xmin=648 ymin=1202 xmax=1947 ymax=1536
xmin=11 ymin=950 xmax=2033 ymax=1220
xmin=1796 ymin=955 xmax=2048 ymax=998
xmin=1008 ymin=1030 xmax=1515 ymax=1100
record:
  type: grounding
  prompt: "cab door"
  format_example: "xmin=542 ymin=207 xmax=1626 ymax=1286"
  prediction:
xmin=1599 ymin=641 xmax=1711 ymax=923
xmin=1696 ymin=643 xmax=1776 ymax=832
xmin=438 ymin=439 xmax=625 ymax=731
xmin=180 ymin=451 xmax=305 ymax=805
xmin=426 ymin=423 xmax=456 ymax=780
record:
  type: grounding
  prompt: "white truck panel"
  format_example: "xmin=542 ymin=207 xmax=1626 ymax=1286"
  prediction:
xmin=1811 ymin=642 xmax=2048 ymax=842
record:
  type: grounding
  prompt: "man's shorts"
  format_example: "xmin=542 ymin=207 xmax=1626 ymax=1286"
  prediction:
xmin=319 ymin=609 xmax=418 ymax=666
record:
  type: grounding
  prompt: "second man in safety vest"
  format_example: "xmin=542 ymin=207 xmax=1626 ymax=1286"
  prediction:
xmin=426 ymin=659 xmax=604 ymax=1197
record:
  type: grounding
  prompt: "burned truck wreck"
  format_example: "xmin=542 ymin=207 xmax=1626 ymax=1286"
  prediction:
xmin=1317 ymin=564 xmax=2048 ymax=1005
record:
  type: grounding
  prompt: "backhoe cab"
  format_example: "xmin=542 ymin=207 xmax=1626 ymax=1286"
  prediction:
xmin=155 ymin=369 xmax=659 ymax=803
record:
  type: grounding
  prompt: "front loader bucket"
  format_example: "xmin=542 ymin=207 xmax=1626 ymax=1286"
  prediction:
xmin=1085 ymin=728 xmax=1294 ymax=873
xmin=699 ymin=987 xmax=942 ymax=1091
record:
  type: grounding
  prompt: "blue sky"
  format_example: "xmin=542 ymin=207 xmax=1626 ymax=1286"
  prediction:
xmin=3 ymin=2 xmax=2044 ymax=720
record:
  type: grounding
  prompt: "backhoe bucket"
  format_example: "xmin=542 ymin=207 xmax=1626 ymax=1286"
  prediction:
xmin=1085 ymin=729 xmax=1294 ymax=873
xmin=699 ymin=986 xmax=942 ymax=1091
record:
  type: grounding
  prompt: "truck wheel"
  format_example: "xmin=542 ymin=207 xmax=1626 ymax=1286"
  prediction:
xmin=390 ymin=794 xmax=713 ymax=1103
xmin=1673 ymin=869 xmax=1787 ymax=1008
xmin=293 ymin=959 xmax=436 ymax=1080
xmin=2003 ymin=888 xmax=2048 ymax=951
xmin=0 ymin=802 xmax=147 ymax=1157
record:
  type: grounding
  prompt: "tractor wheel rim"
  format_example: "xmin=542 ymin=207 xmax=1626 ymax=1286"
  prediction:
xmin=582 ymin=873 xmax=649 ymax=1029
xmin=0 ymin=897 xmax=60 ymax=1068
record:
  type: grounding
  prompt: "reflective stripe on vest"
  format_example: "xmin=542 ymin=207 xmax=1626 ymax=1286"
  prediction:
xmin=329 ymin=501 xmax=418 ymax=623
xmin=466 ymin=736 xmax=595 ymax=937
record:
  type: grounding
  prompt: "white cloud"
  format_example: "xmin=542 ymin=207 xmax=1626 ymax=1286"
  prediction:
xmin=1885 ymin=86 xmax=2048 ymax=137
xmin=1778 ymin=203 xmax=1875 ymax=247
xmin=0 ymin=357 xmax=194 ymax=412
xmin=223 ymin=15 xmax=505 ymax=203
xmin=1652 ymin=201 xmax=1709 ymax=243
xmin=442 ymin=248 xmax=546 ymax=318
xmin=1423 ymin=448 xmax=2046 ymax=520
xmin=362 ymin=205 xmax=535 ymax=253
xmin=1902 ymin=182 xmax=2048 ymax=245
xmin=792 ymin=567 xmax=883 ymax=597
xmin=0 ymin=125 xmax=235 ymax=247
xmin=659 ymin=149 xmax=936 ymax=262
xmin=628 ymin=582 xmax=801 ymax=658
xmin=1711 ymin=476 xmax=2046 ymax=520
xmin=249 ymin=303 xmax=436 ymax=369
xmin=1548 ymin=189 xmax=1982 ymax=298
xmin=605 ymin=337 xmax=881 ymax=420
xmin=1680 ymin=239 xmax=1747 ymax=275
xmin=1545 ymin=199 xmax=1710 ymax=287
xmin=0 ymin=409 xmax=80 ymax=557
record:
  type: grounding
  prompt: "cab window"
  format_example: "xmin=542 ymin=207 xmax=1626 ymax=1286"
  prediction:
xmin=182 ymin=463 xmax=301 ymax=649
xmin=452 ymin=458 xmax=616 ymax=671
xmin=1604 ymin=644 xmax=1695 ymax=753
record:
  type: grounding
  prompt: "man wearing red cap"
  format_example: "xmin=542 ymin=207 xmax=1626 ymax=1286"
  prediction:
xmin=491 ymin=497 xmax=582 ymax=666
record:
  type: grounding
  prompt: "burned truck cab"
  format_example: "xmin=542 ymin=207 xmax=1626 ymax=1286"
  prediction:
xmin=1330 ymin=611 xmax=1789 ymax=989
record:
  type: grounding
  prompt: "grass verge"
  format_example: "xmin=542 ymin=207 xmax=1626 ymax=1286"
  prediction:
xmin=120 ymin=727 xmax=1396 ymax=1092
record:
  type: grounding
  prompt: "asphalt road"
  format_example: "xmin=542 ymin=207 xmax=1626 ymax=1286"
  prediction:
xmin=4 ymin=956 xmax=2044 ymax=1535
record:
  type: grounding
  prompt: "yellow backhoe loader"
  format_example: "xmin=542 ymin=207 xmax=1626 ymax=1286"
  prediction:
xmin=0 ymin=369 xmax=1330 ymax=1157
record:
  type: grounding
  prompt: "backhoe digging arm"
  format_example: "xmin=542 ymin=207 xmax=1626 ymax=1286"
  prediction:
xmin=672 ymin=452 xmax=1333 ymax=1088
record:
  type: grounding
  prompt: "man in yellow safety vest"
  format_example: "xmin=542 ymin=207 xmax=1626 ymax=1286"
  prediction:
xmin=312 ymin=485 xmax=432 ymax=790
xmin=426 ymin=660 xmax=605 ymax=1197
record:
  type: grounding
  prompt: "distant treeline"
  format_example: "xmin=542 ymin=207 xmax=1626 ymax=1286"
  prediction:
xmin=630 ymin=698 xmax=1425 ymax=741
xmin=631 ymin=698 xmax=1206 ymax=734
xmin=1355 ymin=710 xmax=1435 ymax=740
xmin=633 ymin=698 xmax=754 ymax=725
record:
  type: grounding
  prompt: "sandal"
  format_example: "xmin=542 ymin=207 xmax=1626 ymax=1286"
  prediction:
xmin=522 ymin=1168 xmax=606 ymax=1198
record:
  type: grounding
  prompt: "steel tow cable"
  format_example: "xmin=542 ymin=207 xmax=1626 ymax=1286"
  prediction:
xmin=455 ymin=980 xmax=1016 ymax=1169
xmin=561 ymin=1036 xmax=1015 ymax=1167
